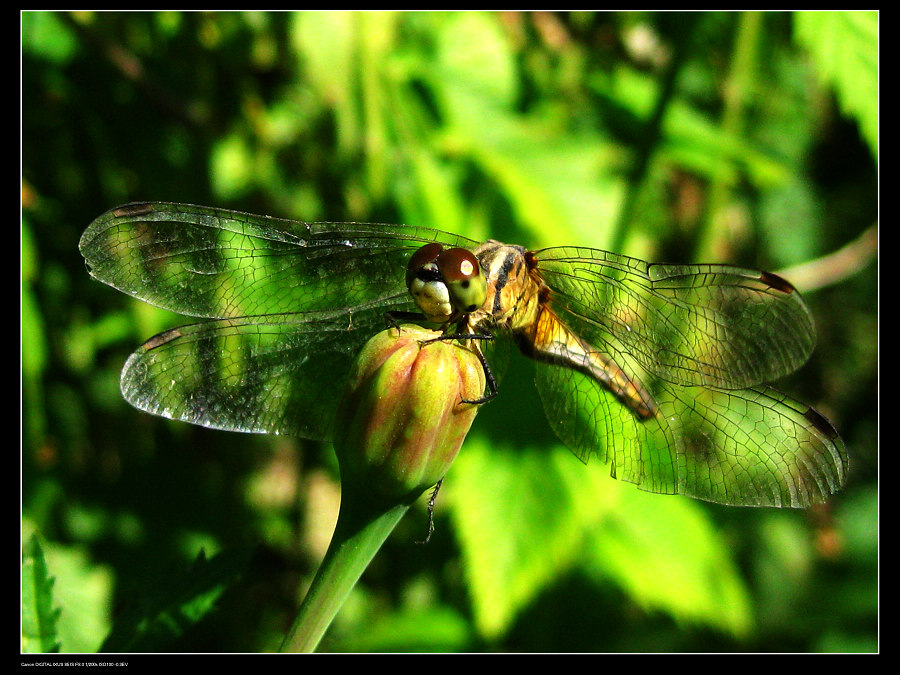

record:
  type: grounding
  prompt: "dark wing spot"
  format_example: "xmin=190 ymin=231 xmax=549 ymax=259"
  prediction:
xmin=142 ymin=327 xmax=184 ymax=351
xmin=759 ymin=271 xmax=797 ymax=295
xmin=113 ymin=203 xmax=155 ymax=218
xmin=803 ymin=406 xmax=840 ymax=440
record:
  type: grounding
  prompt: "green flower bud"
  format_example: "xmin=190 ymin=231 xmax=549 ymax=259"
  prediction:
xmin=334 ymin=325 xmax=485 ymax=505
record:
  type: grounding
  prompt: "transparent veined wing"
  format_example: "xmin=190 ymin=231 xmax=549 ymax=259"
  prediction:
xmin=530 ymin=246 xmax=846 ymax=506
xmin=120 ymin=304 xmax=398 ymax=438
xmin=533 ymin=353 xmax=847 ymax=506
xmin=535 ymin=246 xmax=816 ymax=390
xmin=79 ymin=202 xmax=479 ymax=320
xmin=79 ymin=202 xmax=479 ymax=437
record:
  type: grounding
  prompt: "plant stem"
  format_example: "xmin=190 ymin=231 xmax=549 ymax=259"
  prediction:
xmin=279 ymin=491 xmax=411 ymax=653
xmin=693 ymin=10 xmax=762 ymax=262
xmin=609 ymin=12 xmax=699 ymax=254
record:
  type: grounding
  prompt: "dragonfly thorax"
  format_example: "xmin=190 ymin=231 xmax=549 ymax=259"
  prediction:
xmin=471 ymin=240 xmax=544 ymax=333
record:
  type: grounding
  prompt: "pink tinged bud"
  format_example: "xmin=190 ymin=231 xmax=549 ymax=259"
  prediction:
xmin=333 ymin=325 xmax=485 ymax=504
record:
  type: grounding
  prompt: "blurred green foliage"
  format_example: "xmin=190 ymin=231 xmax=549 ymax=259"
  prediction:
xmin=22 ymin=11 xmax=877 ymax=653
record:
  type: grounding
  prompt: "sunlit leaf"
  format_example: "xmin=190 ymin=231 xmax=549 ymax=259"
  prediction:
xmin=448 ymin=439 xmax=622 ymax=638
xmin=585 ymin=492 xmax=752 ymax=637
xmin=22 ymin=535 xmax=61 ymax=653
xmin=794 ymin=11 xmax=878 ymax=158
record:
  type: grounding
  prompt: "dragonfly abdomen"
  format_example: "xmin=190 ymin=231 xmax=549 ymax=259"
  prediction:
xmin=515 ymin=304 xmax=659 ymax=421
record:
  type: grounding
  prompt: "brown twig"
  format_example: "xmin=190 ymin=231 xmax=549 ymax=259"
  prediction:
xmin=777 ymin=224 xmax=878 ymax=293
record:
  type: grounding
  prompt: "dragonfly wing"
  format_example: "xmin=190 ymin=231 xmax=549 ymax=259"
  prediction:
xmin=120 ymin=303 xmax=399 ymax=439
xmin=533 ymin=356 xmax=848 ymax=506
xmin=79 ymin=202 xmax=478 ymax=319
xmin=536 ymin=247 xmax=816 ymax=389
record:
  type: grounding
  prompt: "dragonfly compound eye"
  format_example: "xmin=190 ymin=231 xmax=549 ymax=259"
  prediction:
xmin=437 ymin=248 xmax=487 ymax=314
xmin=406 ymin=242 xmax=444 ymax=290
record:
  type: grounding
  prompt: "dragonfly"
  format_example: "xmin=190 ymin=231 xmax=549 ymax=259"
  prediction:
xmin=79 ymin=202 xmax=848 ymax=508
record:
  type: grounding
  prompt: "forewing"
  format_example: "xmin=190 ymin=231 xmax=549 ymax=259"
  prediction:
xmin=120 ymin=304 xmax=397 ymax=439
xmin=79 ymin=202 xmax=478 ymax=319
xmin=535 ymin=247 xmax=816 ymax=390
xmin=533 ymin=355 xmax=848 ymax=507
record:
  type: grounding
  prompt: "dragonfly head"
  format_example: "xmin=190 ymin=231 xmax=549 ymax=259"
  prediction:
xmin=406 ymin=243 xmax=487 ymax=324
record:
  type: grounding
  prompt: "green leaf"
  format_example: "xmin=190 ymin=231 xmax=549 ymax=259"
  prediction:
xmin=339 ymin=604 xmax=472 ymax=652
xmin=430 ymin=14 xmax=624 ymax=249
xmin=100 ymin=548 xmax=252 ymax=652
xmin=22 ymin=524 xmax=115 ymax=653
xmin=210 ymin=132 xmax=255 ymax=200
xmin=585 ymin=491 xmax=752 ymax=637
xmin=434 ymin=12 xmax=518 ymax=114
xmin=290 ymin=11 xmax=361 ymax=154
xmin=393 ymin=142 xmax=470 ymax=238
xmin=793 ymin=11 xmax=878 ymax=159
xmin=22 ymin=535 xmax=62 ymax=653
xmin=21 ymin=218 xmax=47 ymax=380
xmin=450 ymin=437 xmax=752 ymax=640
xmin=52 ymin=548 xmax=114 ymax=653
xmin=448 ymin=439 xmax=623 ymax=638
xmin=22 ymin=11 xmax=79 ymax=64
xmin=592 ymin=66 xmax=790 ymax=188
xmin=466 ymin=119 xmax=625 ymax=248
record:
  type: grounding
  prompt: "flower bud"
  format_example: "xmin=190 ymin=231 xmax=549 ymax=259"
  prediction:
xmin=333 ymin=325 xmax=485 ymax=505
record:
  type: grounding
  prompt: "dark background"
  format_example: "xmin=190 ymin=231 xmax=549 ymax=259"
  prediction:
xmin=22 ymin=11 xmax=877 ymax=653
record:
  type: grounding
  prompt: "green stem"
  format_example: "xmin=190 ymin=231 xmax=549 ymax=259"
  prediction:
xmin=279 ymin=490 xmax=411 ymax=653
xmin=693 ymin=10 xmax=762 ymax=262
xmin=609 ymin=13 xmax=699 ymax=254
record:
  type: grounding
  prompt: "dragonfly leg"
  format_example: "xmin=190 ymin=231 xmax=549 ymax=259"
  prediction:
xmin=381 ymin=314 xmax=498 ymax=404
xmin=415 ymin=327 xmax=498 ymax=405
xmin=415 ymin=478 xmax=443 ymax=545
xmin=384 ymin=310 xmax=427 ymax=332
xmin=460 ymin=344 xmax=499 ymax=404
